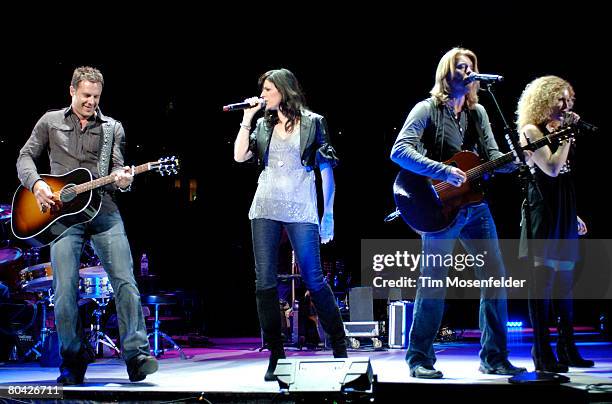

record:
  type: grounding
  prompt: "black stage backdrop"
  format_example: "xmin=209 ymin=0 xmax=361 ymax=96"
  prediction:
xmin=1 ymin=6 xmax=609 ymax=336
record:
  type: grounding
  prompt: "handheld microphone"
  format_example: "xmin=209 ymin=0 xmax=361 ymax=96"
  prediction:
xmin=563 ymin=112 xmax=599 ymax=132
xmin=222 ymin=98 xmax=265 ymax=112
xmin=575 ymin=119 xmax=598 ymax=132
xmin=465 ymin=73 xmax=504 ymax=84
xmin=384 ymin=209 xmax=401 ymax=222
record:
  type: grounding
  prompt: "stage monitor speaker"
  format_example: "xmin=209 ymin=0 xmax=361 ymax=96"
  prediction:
xmin=274 ymin=357 xmax=374 ymax=393
xmin=349 ymin=287 xmax=373 ymax=322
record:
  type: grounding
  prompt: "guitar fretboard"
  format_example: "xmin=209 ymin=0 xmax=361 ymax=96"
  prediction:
xmin=70 ymin=163 xmax=151 ymax=196
xmin=435 ymin=126 xmax=574 ymax=191
xmin=467 ymin=126 xmax=574 ymax=180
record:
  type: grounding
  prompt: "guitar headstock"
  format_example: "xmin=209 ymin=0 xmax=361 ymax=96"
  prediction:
xmin=152 ymin=156 xmax=180 ymax=176
xmin=554 ymin=130 xmax=574 ymax=143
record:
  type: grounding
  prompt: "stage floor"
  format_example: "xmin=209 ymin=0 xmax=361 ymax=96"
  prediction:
xmin=1 ymin=336 xmax=611 ymax=401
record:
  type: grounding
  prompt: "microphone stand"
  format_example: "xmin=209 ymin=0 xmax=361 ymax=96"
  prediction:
xmin=482 ymin=83 xmax=568 ymax=384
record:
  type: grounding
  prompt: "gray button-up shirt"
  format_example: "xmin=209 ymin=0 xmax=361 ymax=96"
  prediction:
xmin=391 ymin=98 xmax=512 ymax=181
xmin=16 ymin=106 xmax=126 ymax=213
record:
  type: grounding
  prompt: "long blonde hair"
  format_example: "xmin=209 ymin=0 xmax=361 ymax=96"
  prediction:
xmin=516 ymin=75 xmax=574 ymax=130
xmin=430 ymin=48 xmax=480 ymax=109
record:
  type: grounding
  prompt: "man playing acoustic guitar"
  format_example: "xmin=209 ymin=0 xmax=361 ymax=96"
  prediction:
xmin=16 ymin=66 xmax=158 ymax=384
xmin=390 ymin=48 xmax=525 ymax=379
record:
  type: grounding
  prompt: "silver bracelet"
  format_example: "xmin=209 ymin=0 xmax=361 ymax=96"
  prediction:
xmin=118 ymin=166 xmax=134 ymax=192
xmin=240 ymin=123 xmax=251 ymax=131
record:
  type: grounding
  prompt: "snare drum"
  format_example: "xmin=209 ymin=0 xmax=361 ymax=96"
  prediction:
xmin=79 ymin=266 xmax=114 ymax=298
xmin=19 ymin=262 xmax=53 ymax=292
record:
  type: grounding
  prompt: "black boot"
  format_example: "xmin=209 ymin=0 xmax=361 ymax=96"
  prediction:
xmin=310 ymin=285 xmax=347 ymax=358
xmin=555 ymin=296 xmax=594 ymax=368
xmin=528 ymin=267 xmax=567 ymax=373
xmin=256 ymin=288 xmax=286 ymax=381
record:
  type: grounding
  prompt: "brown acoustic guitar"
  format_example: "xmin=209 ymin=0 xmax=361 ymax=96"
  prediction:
xmin=11 ymin=156 xmax=179 ymax=247
xmin=393 ymin=126 xmax=576 ymax=234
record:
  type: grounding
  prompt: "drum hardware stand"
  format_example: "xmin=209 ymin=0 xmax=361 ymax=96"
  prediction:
xmin=82 ymin=240 xmax=101 ymax=267
xmin=23 ymin=246 xmax=42 ymax=267
xmin=24 ymin=290 xmax=53 ymax=360
xmin=87 ymin=297 xmax=121 ymax=357
xmin=147 ymin=301 xmax=187 ymax=360
xmin=290 ymin=252 xmax=304 ymax=347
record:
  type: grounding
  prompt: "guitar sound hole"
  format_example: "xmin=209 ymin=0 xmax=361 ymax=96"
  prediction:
xmin=60 ymin=185 xmax=77 ymax=203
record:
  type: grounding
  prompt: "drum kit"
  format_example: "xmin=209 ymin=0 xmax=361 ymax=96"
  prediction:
xmin=0 ymin=205 xmax=120 ymax=359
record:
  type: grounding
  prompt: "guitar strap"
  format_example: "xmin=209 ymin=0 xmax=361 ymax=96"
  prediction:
xmin=98 ymin=119 xmax=116 ymax=193
xmin=427 ymin=98 xmax=444 ymax=160
xmin=429 ymin=98 xmax=487 ymax=159
xmin=466 ymin=108 xmax=486 ymax=157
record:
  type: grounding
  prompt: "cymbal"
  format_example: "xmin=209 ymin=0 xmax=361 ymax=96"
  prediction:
xmin=0 ymin=247 xmax=22 ymax=265
xmin=0 ymin=204 xmax=11 ymax=220
xmin=79 ymin=265 xmax=107 ymax=277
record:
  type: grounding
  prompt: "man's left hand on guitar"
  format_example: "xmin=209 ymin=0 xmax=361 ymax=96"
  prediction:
xmin=113 ymin=166 xmax=134 ymax=190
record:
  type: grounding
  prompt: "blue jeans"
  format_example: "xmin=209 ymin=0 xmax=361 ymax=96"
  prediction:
xmin=51 ymin=211 xmax=149 ymax=362
xmin=406 ymin=203 xmax=509 ymax=369
xmin=251 ymin=219 xmax=326 ymax=293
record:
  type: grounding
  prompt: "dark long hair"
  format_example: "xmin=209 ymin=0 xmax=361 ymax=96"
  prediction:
xmin=258 ymin=68 xmax=307 ymax=133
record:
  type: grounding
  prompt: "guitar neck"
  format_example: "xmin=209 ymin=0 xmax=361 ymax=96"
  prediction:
xmin=465 ymin=153 xmax=513 ymax=181
xmin=522 ymin=125 xmax=573 ymax=152
xmin=71 ymin=163 xmax=152 ymax=196
xmin=465 ymin=126 xmax=574 ymax=182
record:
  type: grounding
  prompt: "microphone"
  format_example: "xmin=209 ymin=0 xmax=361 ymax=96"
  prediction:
xmin=222 ymin=98 xmax=265 ymax=112
xmin=574 ymin=119 xmax=598 ymax=132
xmin=384 ymin=208 xmax=401 ymax=222
xmin=465 ymin=73 xmax=504 ymax=84
xmin=563 ymin=112 xmax=599 ymax=132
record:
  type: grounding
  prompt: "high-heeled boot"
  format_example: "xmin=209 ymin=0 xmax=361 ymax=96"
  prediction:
xmin=528 ymin=267 xmax=567 ymax=372
xmin=529 ymin=298 xmax=568 ymax=372
xmin=256 ymin=288 xmax=286 ymax=381
xmin=310 ymin=285 xmax=347 ymax=358
xmin=555 ymin=297 xmax=594 ymax=368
